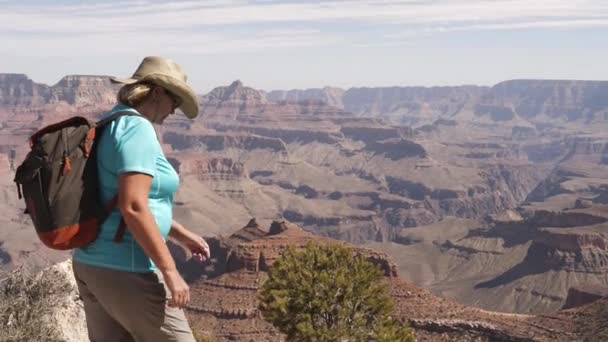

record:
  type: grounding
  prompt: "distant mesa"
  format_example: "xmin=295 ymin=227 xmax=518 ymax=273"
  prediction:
xmin=203 ymin=79 xmax=268 ymax=103
xmin=477 ymin=79 xmax=608 ymax=122
xmin=267 ymin=86 xmax=345 ymax=108
xmin=0 ymin=73 xmax=117 ymax=107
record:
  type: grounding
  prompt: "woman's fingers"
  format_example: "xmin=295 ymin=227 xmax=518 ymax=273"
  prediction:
xmin=179 ymin=232 xmax=210 ymax=262
xmin=189 ymin=236 xmax=210 ymax=260
xmin=200 ymin=238 xmax=210 ymax=258
xmin=164 ymin=270 xmax=190 ymax=308
xmin=192 ymin=252 xmax=207 ymax=262
xmin=192 ymin=252 xmax=203 ymax=262
xmin=170 ymin=289 xmax=189 ymax=307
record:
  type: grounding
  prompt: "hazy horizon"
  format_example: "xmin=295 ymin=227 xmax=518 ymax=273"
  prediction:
xmin=1 ymin=0 xmax=607 ymax=93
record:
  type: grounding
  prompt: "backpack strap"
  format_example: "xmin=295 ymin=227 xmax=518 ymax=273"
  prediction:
xmin=96 ymin=109 xmax=149 ymax=128
xmin=114 ymin=219 xmax=127 ymax=243
xmin=104 ymin=195 xmax=127 ymax=243
xmin=97 ymin=109 xmax=150 ymax=243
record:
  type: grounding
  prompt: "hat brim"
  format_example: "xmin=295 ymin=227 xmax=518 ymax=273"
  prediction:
xmin=110 ymin=75 xmax=199 ymax=119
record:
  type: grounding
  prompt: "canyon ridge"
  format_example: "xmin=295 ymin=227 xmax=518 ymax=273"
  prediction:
xmin=1 ymin=74 xmax=607 ymax=340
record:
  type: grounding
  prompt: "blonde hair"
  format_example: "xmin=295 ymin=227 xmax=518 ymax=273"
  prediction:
xmin=117 ymin=82 xmax=153 ymax=107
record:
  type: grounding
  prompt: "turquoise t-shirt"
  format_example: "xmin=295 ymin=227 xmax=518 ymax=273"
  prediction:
xmin=73 ymin=104 xmax=179 ymax=273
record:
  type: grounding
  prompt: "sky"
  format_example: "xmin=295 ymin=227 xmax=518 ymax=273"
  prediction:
xmin=1 ymin=0 xmax=607 ymax=93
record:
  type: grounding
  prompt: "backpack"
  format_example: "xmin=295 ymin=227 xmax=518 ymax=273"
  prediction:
xmin=13 ymin=110 xmax=143 ymax=250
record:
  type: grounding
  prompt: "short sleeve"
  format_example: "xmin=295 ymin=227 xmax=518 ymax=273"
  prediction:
xmin=113 ymin=117 xmax=159 ymax=177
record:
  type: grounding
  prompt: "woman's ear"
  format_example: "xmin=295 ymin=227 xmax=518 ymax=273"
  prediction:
xmin=152 ymin=86 xmax=163 ymax=101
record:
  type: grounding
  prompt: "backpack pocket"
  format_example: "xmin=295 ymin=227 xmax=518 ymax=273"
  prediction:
xmin=14 ymin=148 xmax=54 ymax=232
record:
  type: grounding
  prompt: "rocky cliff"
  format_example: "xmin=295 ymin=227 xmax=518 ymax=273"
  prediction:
xmin=267 ymin=80 xmax=608 ymax=127
xmin=476 ymin=80 xmax=608 ymax=122
xmin=200 ymin=80 xmax=268 ymax=120
xmin=267 ymin=86 xmax=345 ymax=108
xmin=48 ymin=75 xmax=117 ymax=106
xmin=0 ymin=74 xmax=116 ymax=109
xmin=464 ymin=204 xmax=608 ymax=313
xmin=164 ymin=131 xmax=288 ymax=153
xmin=0 ymin=74 xmax=50 ymax=108
xmin=268 ymin=84 xmax=487 ymax=114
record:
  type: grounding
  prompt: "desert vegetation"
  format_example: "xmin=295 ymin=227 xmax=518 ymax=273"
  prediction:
xmin=0 ymin=265 xmax=72 ymax=341
xmin=258 ymin=242 xmax=415 ymax=342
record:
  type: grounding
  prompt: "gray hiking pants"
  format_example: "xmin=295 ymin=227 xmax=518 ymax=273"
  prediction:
xmin=73 ymin=261 xmax=196 ymax=342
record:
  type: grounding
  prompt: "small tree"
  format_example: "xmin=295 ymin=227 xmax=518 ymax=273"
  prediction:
xmin=258 ymin=243 xmax=415 ymax=342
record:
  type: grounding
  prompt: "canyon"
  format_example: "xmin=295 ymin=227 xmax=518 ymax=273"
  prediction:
xmin=1 ymin=74 xmax=608 ymax=340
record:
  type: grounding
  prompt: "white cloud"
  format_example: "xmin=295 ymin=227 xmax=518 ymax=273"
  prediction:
xmin=0 ymin=28 xmax=335 ymax=57
xmin=1 ymin=0 xmax=607 ymax=33
xmin=0 ymin=0 xmax=607 ymax=56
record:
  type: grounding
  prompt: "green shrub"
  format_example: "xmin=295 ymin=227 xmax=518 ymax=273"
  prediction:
xmin=258 ymin=243 xmax=415 ymax=342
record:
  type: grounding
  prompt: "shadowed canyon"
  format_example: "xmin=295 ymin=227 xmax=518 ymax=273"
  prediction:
xmin=1 ymin=74 xmax=608 ymax=341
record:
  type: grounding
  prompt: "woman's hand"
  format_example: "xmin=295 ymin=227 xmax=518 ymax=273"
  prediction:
xmin=163 ymin=269 xmax=190 ymax=308
xmin=169 ymin=220 xmax=210 ymax=262
xmin=179 ymin=230 xmax=210 ymax=262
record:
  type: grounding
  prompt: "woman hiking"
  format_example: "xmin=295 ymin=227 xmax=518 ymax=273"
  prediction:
xmin=72 ymin=56 xmax=209 ymax=342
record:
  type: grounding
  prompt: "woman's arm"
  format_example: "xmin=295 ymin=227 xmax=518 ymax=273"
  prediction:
xmin=118 ymin=172 xmax=189 ymax=307
xmin=168 ymin=220 xmax=189 ymax=241
xmin=169 ymin=220 xmax=210 ymax=262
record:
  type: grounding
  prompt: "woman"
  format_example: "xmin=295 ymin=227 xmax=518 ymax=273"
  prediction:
xmin=72 ymin=56 xmax=209 ymax=342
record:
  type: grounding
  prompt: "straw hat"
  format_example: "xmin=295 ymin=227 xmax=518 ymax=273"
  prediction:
xmin=110 ymin=56 xmax=199 ymax=118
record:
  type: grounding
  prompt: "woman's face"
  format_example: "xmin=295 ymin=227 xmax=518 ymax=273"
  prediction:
xmin=152 ymin=86 xmax=181 ymax=124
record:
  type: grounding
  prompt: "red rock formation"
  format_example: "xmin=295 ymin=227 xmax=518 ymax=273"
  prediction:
xmin=48 ymin=75 xmax=117 ymax=106
xmin=0 ymin=74 xmax=115 ymax=112
xmin=185 ymin=219 xmax=583 ymax=341
xmin=200 ymin=80 xmax=351 ymax=125
xmin=199 ymin=80 xmax=269 ymax=120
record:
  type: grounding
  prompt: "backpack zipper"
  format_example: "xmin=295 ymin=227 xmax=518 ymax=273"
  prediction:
xmin=61 ymin=129 xmax=72 ymax=175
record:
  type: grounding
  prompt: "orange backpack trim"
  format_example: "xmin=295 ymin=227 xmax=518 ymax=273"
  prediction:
xmin=38 ymin=218 xmax=100 ymax=250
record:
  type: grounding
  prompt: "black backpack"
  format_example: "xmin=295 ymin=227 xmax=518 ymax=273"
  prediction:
xmin=14 ymin=110 xmax=142 ymax=250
